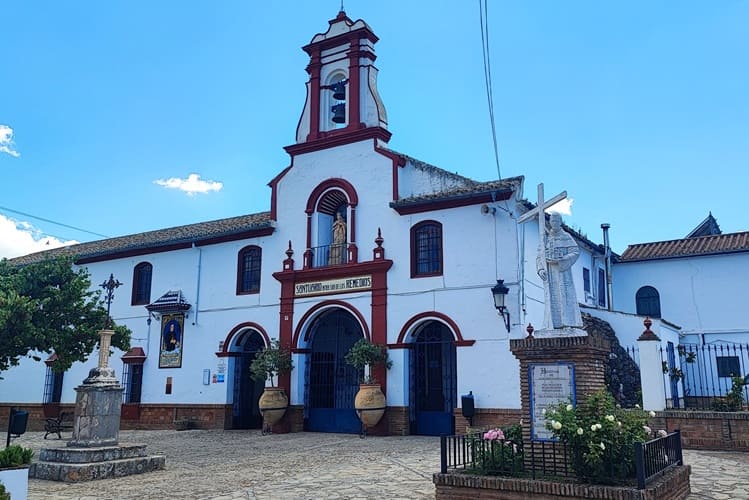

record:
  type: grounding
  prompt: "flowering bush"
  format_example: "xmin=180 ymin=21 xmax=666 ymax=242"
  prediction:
xmin=545 ymin=390 xmax=653 ymax=485
xmin=469 ymin=424 xmax=523 ymax=475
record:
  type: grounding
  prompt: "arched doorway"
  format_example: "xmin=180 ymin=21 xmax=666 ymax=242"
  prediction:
xmin=305 ymin=308 xmax=363 ymax=433
xmin=231 ymin=330 xmax=266 ymax=429
xmin=409 ymin=321 xmax=457 ymax=436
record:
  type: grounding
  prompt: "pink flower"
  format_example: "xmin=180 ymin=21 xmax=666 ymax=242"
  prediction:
xmin=483 ymin=428 xmax=505 ymax=441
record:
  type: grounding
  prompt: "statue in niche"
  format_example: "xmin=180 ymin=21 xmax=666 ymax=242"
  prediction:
xmin=328 ymin=212 xmax=347 ymax=265
xmin=537 ymin=212 xmax=583 ymax=330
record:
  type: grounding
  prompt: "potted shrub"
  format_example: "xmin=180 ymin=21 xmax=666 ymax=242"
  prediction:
xmin=345 ymin=338 xmax=392 ymax=432
xmin=0 ymin=444 xmax=33 ymax=500
xmin=250 ymin=340 xmax=294 ymax=431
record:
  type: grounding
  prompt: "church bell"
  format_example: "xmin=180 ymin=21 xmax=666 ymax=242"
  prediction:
xmin=331 ymin=103 xmax=346 ymax=123
xmin=331 ymin=81 xmax=347 ymax=101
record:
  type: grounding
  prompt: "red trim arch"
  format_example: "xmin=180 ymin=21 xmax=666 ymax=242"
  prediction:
xmin=292 ymin=300 xmax=371 ymax=350
xmin=216 ymin=322 xmax=271 ymax=357
xmin=305 ymin=178 xmax=359 ymax=214
xmin=395 ymin=311 xmax=475 ymax=347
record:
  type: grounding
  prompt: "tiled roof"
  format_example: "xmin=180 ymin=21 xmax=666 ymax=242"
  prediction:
xmin=620 ymin=231 xmax=749 ymax=262
xmin=391 ymin=177 xmax=522 ymax=207
xmin=9 ymin=212 xmax=274 ymax=266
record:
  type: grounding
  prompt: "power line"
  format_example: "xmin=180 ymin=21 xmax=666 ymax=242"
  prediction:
xmin=479 ymin=0 xmax=502 ymax=180
xmin=0 ymin=205 xmax=110 ymax=238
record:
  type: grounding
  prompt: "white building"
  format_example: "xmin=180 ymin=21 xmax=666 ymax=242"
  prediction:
xmin=2 ymin=11 xmax=573 ymax=435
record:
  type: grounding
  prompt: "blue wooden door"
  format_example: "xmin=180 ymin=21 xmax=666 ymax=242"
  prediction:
xmin=410 ymin=322 xmax=456 ymax=436
xmin=232 ymin=330 xmax=265 ymax=429
xmin=306 ymin=309 xmax=362 ymax=433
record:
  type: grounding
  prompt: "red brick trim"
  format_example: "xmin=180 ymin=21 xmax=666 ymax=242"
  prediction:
xmin=215 ymin=322 xmax=271 ymax=357
xmin=285 ymin=127 xmax=391 ymax=156
xmin=396 ymin=311 xmax=469 ymax=345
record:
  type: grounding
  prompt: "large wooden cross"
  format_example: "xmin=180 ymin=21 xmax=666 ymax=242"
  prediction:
xmin=517 ymin=183 xmax=568 ymax=245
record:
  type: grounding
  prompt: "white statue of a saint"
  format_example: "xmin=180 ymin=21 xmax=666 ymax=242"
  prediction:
xmin=328 ymin=213 xmax=347 ymax=265
xmin=537 ymin=213 xmax=583 ymax=330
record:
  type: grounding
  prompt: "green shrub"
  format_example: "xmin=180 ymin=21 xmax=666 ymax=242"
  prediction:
xmin=545 ymin=390 xmax=652 ymax=485
xmin=0 ymin=444 xmax=34 ymax=468
xmin=0 ymin=482 xmax=9 ymax=500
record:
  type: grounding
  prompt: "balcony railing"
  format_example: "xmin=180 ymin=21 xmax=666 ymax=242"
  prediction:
xmin=309 ymin=244 xmax=348 ymax=268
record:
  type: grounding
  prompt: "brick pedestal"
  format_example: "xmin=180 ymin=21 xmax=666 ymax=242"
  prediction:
xmin=510 ymin=332 xmax=610 ymax=472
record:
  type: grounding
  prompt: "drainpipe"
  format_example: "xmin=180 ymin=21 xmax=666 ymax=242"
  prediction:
xmin=601 ymin=223 xmax=613 ymax=310
xmin=193 ymin=243 xmax=202 ymax=325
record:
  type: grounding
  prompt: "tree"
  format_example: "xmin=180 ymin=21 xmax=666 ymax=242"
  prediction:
xmin=0 ymin=256 xmax=131 ymax=374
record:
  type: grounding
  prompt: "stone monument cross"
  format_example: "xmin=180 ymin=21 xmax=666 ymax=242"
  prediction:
xmin=517 ymin=183 xmax=568 ymax=242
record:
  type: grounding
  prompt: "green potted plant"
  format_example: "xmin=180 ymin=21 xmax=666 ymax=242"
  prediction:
xmin=345 ymin=338 xmax=392 ymax=432
xmin=250 ymin=340 xmax=294 ymax=431
xmin=0 ymin=444 xmax=33 ymax=500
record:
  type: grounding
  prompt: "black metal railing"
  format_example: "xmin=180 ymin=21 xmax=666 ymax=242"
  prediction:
xmin=441 ymin=431 xmax=684 ymax=490
xmin=309 ymin=244 xmax=348 ymax=268
xmin=634 ymin=430 xmax=683 ymax=489
xmin=440 ymin=434 xmax=525 ymax=476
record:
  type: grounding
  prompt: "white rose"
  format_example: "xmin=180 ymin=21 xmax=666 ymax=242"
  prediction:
xmin=566 ymin=404 xmax=573 ymax=412
xmin=577 ymin=427 xmax=584 ymax=436
xmin=649 ymin=410 xmax=656 ymax=417
xmin=590 ymin=424 xmax=598 ymax=432
xmin=542 ymin=408 xmax=546 ymax=415
xmin=552 ymin=421 xmax=562 ymax=430
xmin=596 ymin=423 xmax=602 ymax=430
xmin=658 ymin=429 xmax=668 ymax=438
xmin=635 ymin=404 xmax=641 ymax=409
xmin=606 ymin=415 xmax=615 ymax=422
xmin=599 ymin=442 xmax=605 ymax=450
xmin=643 ymin=425 xmax=652 ymax=434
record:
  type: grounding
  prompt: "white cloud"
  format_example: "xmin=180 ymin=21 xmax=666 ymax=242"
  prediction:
xmin=0 ymin=125 xmax=20 ymax=157
xmin=0 ymin=214 xmax=78 ymax=260
xmin=546 ymin=197 xmax=573 ymax=216
xmin=154 ymin=173 xmax=223 ymax=196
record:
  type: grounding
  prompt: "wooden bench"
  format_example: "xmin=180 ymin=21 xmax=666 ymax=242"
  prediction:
xmin=44 ymin=411 xmax=74 ymax=439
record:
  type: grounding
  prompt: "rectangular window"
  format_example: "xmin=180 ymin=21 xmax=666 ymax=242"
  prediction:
xmin=237 ymin=247 xmax=262 ymax=294
xmin=583 ymin=268 xmax=591 ymax=293
xmin=123 ymin=363 xmax=144 ymax=403
xmin=411 ymin=222 xmax=443 ymax=277
xmin=716 ymin=356 xmax=741 ymax=378
xmin=597 ymin=268 xmax=606 ymax=307
xmin=43 ymin=366 xmax=64 ymax=403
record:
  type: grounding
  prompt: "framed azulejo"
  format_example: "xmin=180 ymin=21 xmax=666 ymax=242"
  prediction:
xmin=159 ymin=313 xmax=185 ymax=368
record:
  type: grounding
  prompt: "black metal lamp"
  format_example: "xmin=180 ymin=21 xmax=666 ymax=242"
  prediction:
xmin=491 ymin=279 xmax=511 ymax=332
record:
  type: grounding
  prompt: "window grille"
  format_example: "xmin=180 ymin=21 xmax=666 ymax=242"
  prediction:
xmin=412 ymin=221 xmax=443 ymax=277
xmin=132 ymin=262 xmax=153 ymax=305
xmin=237 ymin=246 xmax=262 ymax=294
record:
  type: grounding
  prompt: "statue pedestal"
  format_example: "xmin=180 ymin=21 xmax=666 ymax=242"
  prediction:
xmin=510 ymin=332 xmax=610 ymax=472
xmin=29 ymin=330 xmax=166 ymax=482
xmin=531 ymin=327 xmax=588 ymax=338
xmin=67 ymin=375 xmax=122 ymax=448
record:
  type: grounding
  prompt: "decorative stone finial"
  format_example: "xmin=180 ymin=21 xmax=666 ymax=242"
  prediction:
xmin=286 ymin=240 xmax=294 ymax=259
xmin=637 ymin=316 xmax=660 ymax=341
xmin=526 ymin=323 xmax=535 ymax=339
xmin=375 ymin=228 xmax=383 ymax=248
xmin=373 ymin=228 xmax=385 ymax=260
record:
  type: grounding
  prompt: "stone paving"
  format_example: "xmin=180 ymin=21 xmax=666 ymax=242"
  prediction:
xmin=10 ymin=430 xmax=749 ymax=499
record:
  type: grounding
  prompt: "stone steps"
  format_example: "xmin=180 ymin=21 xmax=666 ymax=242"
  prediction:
xmin=30 ymin=444 xmax=165 ymax=482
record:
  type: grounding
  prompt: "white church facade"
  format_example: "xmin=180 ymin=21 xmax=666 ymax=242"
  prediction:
xmin=2 ymin=12 xmax=746 ymax=434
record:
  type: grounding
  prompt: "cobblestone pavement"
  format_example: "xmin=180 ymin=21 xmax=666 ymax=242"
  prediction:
xmin=12 ymin=430 xmax=749 ymax=499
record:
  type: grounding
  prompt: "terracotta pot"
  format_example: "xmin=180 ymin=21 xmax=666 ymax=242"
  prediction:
xmin=258 ymin=387 xmax=289 ymax=427
xmin=354 ymin=383 xmax=386 ymax=428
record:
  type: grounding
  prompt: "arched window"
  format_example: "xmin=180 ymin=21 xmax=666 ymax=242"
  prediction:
xmin=636 ymin=286 xmax=661 ymax=318
xmin=131 ymin=262 xmax=152 ymax=305
xmin=237 ymin=246 xmax=262 ymax=294
xmin=324 ymin=71 xmax=348 ymax=130
xmin=411 ymin=221 xmax=443 ymax=277
xmin=305 ymin=179 xmax=359 ymax=269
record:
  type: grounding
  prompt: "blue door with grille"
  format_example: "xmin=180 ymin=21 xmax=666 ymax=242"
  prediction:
xmin=409 ymin=322 xmax=456 ymax=436
xmin=232 ymin=330 xmax=266 ymax=429
xmin=306 ymin=309 xmax=362 ymax=433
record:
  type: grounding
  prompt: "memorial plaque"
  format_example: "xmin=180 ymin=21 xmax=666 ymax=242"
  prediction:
xmin=529 ymin=362 xmax=575 ymax=440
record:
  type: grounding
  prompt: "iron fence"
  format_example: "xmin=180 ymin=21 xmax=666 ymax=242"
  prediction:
xmin=634 ymin=430 xmax=683 ymax=489
xmin=440 ymin=431 xmax=684 ymax=490
xmin=625 ymin=342 xmax=749 ymax=410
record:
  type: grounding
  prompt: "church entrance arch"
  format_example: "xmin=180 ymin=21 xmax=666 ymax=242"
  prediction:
xmin=230 ymin=329 xmax=266 ymax=429
xmin=305 ymin=308 xmax=363 ymax=433
xmin=409 ymin=320 xmax=457 ymax=436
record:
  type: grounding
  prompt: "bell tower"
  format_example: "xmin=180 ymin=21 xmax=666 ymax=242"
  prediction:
xmin=293 ymin=10 xmax=389 ymax=145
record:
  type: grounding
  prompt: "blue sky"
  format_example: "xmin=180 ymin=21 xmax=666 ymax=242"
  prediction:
xmin=1 ymin=1 xmax=747 ymax=258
